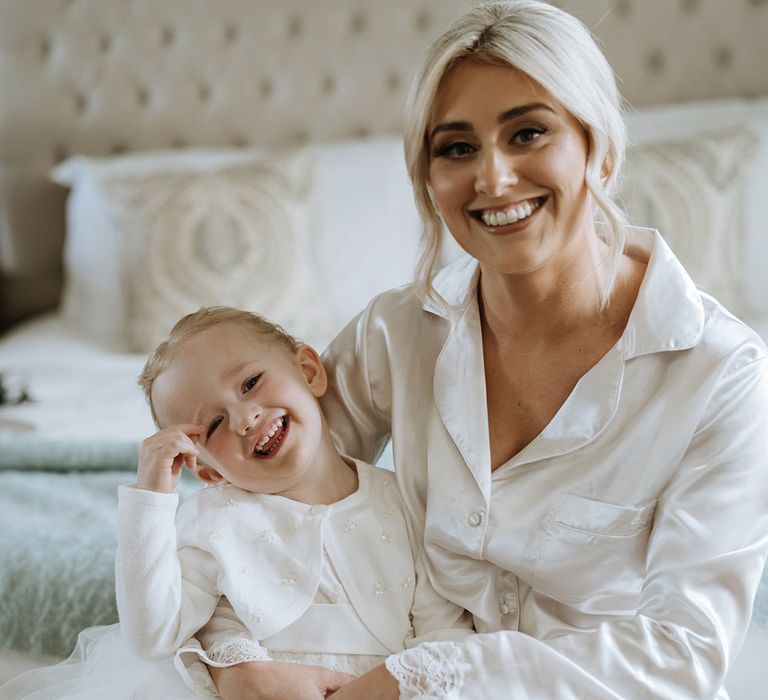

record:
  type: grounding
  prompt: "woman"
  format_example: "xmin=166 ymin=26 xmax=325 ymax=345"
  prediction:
xmin=210 ymin=1 xmax=768 ymax=698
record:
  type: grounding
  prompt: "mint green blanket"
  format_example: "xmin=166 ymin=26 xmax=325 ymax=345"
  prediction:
xmin=0 ymin=470 xmax=200 ymax=657
xmin=0 ymin=438 xmax=138 ymax=471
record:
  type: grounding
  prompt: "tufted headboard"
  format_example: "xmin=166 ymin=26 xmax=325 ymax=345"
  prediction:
xmin=1 ymin=0 xmax=767 ymax=330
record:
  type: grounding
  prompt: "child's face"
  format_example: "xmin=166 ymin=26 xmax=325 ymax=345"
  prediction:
xmin=151 ymin=322 xmax=329 ymax=496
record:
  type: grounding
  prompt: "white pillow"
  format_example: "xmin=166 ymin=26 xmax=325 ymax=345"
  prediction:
xmin=51 ymin=137 xmax=421 ymax=352
xmin=624 ymin=98 xmax=768 ymax=339
xmin=620 ymin=127 xmax=758 ymax=322
xmin=103 ymin=156 xmax=334 ymax=353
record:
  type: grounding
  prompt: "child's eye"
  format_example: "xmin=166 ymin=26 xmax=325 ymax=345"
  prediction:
xmin=512 ymin=127 xmax=546 ymax=145
xmin=207 ymin=416 xmax=223 ymax=438
xmin=432 ymin=141 xmax=476 ymax=159
xmin=242 ymin=374 xmax=262 ymax=393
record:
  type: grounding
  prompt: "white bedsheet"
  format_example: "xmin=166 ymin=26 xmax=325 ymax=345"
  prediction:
xmin=0 ymin=313 xmax=154 ymax=442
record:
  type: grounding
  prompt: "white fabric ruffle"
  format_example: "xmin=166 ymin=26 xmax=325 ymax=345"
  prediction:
xmin=0 ymin=624 xmax=201 ymax=699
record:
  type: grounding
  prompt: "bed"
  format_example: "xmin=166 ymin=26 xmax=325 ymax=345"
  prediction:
xmin=0 ymin=0 xmax=767 ymax=696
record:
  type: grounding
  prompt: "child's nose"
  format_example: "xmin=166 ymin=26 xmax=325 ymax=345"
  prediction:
xmin=233 ymin=409 xmax=260 ymax=436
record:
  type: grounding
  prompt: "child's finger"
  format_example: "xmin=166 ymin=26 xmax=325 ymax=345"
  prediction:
xmin=170 ymin=423 xmax=207 ymax=439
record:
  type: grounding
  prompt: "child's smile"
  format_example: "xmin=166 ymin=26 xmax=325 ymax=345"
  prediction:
xmin=252 ymin=415 xmax=288 ymax=458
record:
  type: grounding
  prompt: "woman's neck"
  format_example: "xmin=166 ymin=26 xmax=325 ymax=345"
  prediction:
xmin=479 ymin=232 xmax=612 ymax=344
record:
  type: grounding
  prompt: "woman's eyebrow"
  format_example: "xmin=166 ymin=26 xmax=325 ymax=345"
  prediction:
xmin=429 ymin=121 xmax=472 ymax=141
xmin=497 ymin=102 xmax=555 ymax=124
xmin=429 ymin=102 xmax=555 ymax=142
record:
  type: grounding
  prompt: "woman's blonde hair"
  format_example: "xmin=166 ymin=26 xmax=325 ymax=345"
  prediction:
xmin=138 ymin=306 xmax=302 ymax=426
xmin=404 ymin=0 xmax=628 ymax=311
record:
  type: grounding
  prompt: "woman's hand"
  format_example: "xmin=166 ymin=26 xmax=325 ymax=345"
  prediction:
xmin=136 ymin=424 xmax=204 ymax=493
xmin=327 ymin=664 xmax=399 ymax=700
xmin=209 ymin=660 xmax=355 ymax=700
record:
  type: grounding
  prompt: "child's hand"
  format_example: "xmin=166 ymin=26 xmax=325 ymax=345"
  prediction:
xmin=136 ymin=424 xmax=206 ymax=494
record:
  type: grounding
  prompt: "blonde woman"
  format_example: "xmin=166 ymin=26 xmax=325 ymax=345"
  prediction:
xmin=211 ymin=2 xmax=768 ymax=698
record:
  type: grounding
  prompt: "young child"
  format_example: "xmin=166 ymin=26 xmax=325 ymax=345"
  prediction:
xmin=0 ymin=306 xmax=472 ymax=699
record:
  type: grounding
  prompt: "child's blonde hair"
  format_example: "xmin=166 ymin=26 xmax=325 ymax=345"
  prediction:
xmin=138 ymin=306 xmax=302 ymax=426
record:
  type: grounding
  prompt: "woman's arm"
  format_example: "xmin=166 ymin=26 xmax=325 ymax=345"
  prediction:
xmin=320 ymin=298 xmax=393 ymax=463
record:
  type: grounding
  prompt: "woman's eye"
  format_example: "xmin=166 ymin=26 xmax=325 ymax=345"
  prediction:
xmin=242 ymin=374 xmax=262 ymax=393
xmin=433 ymin=141 xmax=475 ymax=159
xmin=207 ymin=416 xmax=223 ymax=438
xmin=512 ymin=127 xmax=545 ymax=145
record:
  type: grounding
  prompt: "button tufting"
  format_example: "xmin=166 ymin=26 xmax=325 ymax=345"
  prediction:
xmin=615 ymin=0 xmax=632 ymax=16
xmin=73 ymin=92 xmax=88 ymax=114
xmin=136 ymin=86 xmax=150 ymax=107
xmin=39 ymin=37 xmax=51 ymax=61
xmin=350 ymin=12 xmax=367 ymax=34
xmin=321 ymin=75 xmax=336 ymax=96
xmin=160 ymin=26 xmax=175 ymax=47
xmin=223 ymin=23 xmax=238 ymax=43
xmin=287 ymin=16 xmax=302 ymax=38
xmin=713 ymin=46 xmax=734 ymax=69
xmin=260 ymin=78 xmax=274 ymax=98
xmin=680 ymin=0 xmax=699 ymax=11
xmin=646 ymin=49 xmax=665 ymax=74
xmin=198 ymin=83 xmax=212 ymax=103
xmin=99 ymin=34 xmax=112 ymax=53
xmin=414 ymin=10 xmax=431 ymax=31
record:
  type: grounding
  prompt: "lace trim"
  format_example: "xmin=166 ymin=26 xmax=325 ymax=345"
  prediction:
xmin=385 ymin=642 xmax=470 ymax=700
xmin=207 ymin=637 xmax=272 ymax=665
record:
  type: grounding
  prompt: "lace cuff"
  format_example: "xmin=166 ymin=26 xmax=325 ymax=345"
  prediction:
xmin=206 ymin=637 xmax=272 ymax=666
xmin=385 ymin=641 xmax=470 ymax=700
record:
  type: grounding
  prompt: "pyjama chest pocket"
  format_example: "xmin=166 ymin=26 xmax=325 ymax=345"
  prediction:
xmin=532 ymin=493 xmax=657 ymax=608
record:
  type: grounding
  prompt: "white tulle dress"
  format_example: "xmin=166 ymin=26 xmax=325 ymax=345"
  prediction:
xmin=0 ymin=553 xmax=386 ymax=700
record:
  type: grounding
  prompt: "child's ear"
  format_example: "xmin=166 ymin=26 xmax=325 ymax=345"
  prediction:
xmin=295 ymin=344 xmax=327 ymax=398
xmin=192 ymin=462 xmax=228 ymax=485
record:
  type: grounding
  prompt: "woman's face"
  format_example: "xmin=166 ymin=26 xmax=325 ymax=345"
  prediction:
xmin=427 ymin=60 xmax=593 ymax=277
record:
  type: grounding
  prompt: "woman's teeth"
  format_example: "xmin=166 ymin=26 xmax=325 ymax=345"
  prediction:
xmin=480 ymin=199 xmax=541 ymax=227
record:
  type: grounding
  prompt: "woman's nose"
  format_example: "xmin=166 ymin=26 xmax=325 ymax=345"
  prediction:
xmin=475 ymin=150 xmax=518 ymax=196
